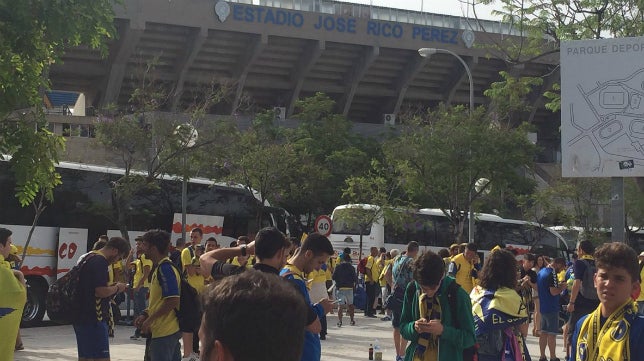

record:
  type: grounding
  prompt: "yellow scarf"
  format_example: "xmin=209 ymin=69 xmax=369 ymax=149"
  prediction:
xmin=414 ymin=292 xmax=441 ymax=361
xmin=575 ymin=299 xmax=636 ymax=361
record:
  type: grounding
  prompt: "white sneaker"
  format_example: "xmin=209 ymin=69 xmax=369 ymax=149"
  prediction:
xmin=181 ymin=353 xmax=199 ymax=361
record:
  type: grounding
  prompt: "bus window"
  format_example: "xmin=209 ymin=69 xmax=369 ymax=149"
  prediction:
xmin=384 ymin=213 xmax=436 ymax=246
xmin=476 ymin=221 xmax=503 ymax=250
xmin=500 ymin=223 xmax=531 ymax=246
xmin=530 ymin=228 xmax=562 ymax=259
xmin=434 ymin=217 xmax=455 ymax=247
xmin=331 ymin=208 xmax=374 ymax=236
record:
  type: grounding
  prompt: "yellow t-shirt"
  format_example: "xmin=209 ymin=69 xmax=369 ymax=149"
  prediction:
xmin=309 ymin=268 xmax=327 ymax=285
xmin=0 ymin=254 xmax=26 ymax=360
xmin=108 ymin=259 xmax=124 ymax=284
xmin=181 ymin=246 xmax=205 ymax=294
xmin=638 ymin=261 xmax=644 ymax=302
xmin=379 ymin=259 xmax=393 ymax=287
xmin=133 ymin=254 xmax=154 ymax=288
xmin=229 ymin=255 xmax=254 ymax=268
xmin=557 ymin=269 xmax=566 ymax=284
xmin=327 ymin=256 xmax=336 ymax=275
xmin=147 ymin=258 xmax=180 ymax=338
xmin=451 ymin=253 xmax=475 ymax=294
xmin=366 ymin=256 xmax=383 ymax=283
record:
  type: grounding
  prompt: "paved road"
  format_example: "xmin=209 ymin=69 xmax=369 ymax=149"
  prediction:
xmin=16 ymin=316 xmax=564 ymax=361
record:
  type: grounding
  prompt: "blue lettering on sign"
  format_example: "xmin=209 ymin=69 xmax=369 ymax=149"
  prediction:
xmin=412 ymin=26 xmax=459 ymax=44
xmin=366 ymin=21 xmax=403 ymax=38
xmin=232 ymin=4 xmax=303 ymax=27
xmin=313 ymin=15 xmax=357 ymax=33
xmin=230 ymin=5 xmax=459 ymax=44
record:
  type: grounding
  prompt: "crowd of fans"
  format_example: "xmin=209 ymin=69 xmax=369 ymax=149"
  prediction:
xmin=2 ymin=226 xmax=644 ymax=361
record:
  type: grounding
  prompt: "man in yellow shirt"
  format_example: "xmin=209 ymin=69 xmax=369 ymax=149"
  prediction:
xmin=0 ymin=228 xmax=26 ymax=361
xmin=364 ymin=246 xmax=380 ymax=317
xmin=130 ymin=237 xmax=153 ymax=340
xmin=308 ymin=263 xmax=330 ymax=339
xmin=180 ymin=228 xmax=205 ymax=361
xmin=136 ymin=229 xmax=181 ymax=361
xmin=448 ymin=242 xmax=478 ymax=294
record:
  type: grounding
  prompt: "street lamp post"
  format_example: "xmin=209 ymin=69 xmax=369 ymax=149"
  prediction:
xmin=176 ymin=123 xmax=198 ymax=244
xmin=418 ymin=47 xmax=475 ymax=243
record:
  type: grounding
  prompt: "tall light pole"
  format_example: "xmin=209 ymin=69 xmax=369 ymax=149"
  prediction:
xmin=418 ymin=47 xmax=475 ymax=243
xmin=176 ymin=123 xmax=198 ymax=244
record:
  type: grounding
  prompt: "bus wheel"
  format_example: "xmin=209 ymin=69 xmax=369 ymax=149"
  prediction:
xmin=21 ymin=277 xmax=47 ymax=327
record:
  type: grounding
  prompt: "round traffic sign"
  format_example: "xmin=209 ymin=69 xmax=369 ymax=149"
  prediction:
xmin=314 ymin=215 xmax=333 ymax=237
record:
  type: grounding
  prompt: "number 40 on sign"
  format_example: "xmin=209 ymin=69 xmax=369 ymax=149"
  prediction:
xmin=314 ymin=215 xmax=333 ymax=237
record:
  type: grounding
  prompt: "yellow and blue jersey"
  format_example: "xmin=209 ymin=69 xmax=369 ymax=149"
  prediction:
xmin=148 ymin=258 xmax=180 ymax=338
xmin=281 ymin=264 xmax=323 ymax=361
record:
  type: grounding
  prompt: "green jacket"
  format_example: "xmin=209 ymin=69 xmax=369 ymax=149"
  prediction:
xmin=399 ymin=276 xmax=476 ymax=361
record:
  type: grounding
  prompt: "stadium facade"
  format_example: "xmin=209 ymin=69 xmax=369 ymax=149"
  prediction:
xmin=47 ymin=0 xmax=561 ymax=167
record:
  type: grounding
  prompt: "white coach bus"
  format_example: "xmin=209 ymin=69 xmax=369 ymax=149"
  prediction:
xmin=329 ymin=204 xmax=569 ymax=260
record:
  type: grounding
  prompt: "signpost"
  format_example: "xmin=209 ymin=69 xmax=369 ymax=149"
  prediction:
xmin=314 ymin=215 xmax=333 ymax=237
xmin=561 ymin=36 xmax=644 ymax=242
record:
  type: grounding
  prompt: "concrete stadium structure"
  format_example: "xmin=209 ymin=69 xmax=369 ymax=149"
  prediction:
xmin=48 ymin=0 xmax=561 ymax=164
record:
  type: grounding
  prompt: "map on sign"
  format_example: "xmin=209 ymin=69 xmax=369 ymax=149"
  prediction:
xmin=561 ymin=36 xmax=644 ymax=177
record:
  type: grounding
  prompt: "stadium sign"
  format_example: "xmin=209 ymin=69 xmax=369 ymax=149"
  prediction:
xmin=218 ymin=2 xmax=460 ymax=45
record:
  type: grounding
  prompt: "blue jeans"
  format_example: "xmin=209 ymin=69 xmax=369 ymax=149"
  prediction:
xmin=149 ymin=331 xmax=181 ymax=361
xmin=134 ymin=287 xmax=149 ymax=316
xmin=133 ymin=287 xmax=149 ymax=336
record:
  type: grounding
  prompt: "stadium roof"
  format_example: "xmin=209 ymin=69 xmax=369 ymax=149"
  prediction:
xmin=49 ymin=0 xmax=559 ymax=124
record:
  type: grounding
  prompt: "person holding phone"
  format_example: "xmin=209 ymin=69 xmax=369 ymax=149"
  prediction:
xmin=399 ymin=251 xmax=476 ymax=361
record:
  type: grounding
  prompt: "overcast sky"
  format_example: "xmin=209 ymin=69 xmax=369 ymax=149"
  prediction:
xmin=341 ymin=0 xmax=502 ymax=20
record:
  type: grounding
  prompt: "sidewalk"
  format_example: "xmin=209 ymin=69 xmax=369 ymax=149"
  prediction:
xmin=16 ymin=316 xmax=564 ymax=361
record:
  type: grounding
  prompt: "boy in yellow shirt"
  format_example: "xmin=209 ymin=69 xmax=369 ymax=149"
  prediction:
xmin=136 ymin=230 xmax=181 ymax=361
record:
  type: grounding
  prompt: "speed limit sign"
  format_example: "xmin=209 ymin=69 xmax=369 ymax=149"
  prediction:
xmin=314 ymin=215 xmax=333 ymax=237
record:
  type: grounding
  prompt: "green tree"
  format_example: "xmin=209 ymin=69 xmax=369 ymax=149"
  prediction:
xmin=1 ymin=0 xmax=119 ymax=204
xmin=95 ymin=72 xmax=237 ymax=239
xmin=383 ymin=105 xmax=537 ymax=241
xmin=340 ymin=159 xmax=413 ymax=259
xmin=285 ymin=93 xmax=378 ymax=226
xmin=223 ymin=109 xmax=300 ymax=227
xmin=519 ymin=178 xmax=609 ymax=228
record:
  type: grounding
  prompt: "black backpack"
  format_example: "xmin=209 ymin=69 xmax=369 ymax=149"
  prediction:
xmin=153 ymin=260 xmax=201 ymax=331
xmin=46 ymin=253 xmax=97 ymax=324
xmin=579 ymin=259 xmax=599 ymax=300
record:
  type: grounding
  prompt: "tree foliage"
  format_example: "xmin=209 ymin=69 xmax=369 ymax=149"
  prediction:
xmin=95 ymin=71 xmax=237 ymax=239
xmin=286 ymin=93 xmax=377 ymax=225
xmin=380 ymin=105 xmax=537 ymax=241
xmin=0 ymin=0 xmax=119 ymax=205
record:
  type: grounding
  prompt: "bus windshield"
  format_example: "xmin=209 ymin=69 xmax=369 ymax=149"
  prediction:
xmin=331 ymin=208 xmax=374 ymax=236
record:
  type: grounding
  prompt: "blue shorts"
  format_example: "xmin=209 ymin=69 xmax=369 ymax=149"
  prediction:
xmin=336 ymin=289 xmax=354 ymax=306
xmin=540 ymin=311 xmax=560 ymax=334
xmin=73 ymin=321 xmax=110 ymax=359
xmin=392 ymin=308 xmax=402 ymax=328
